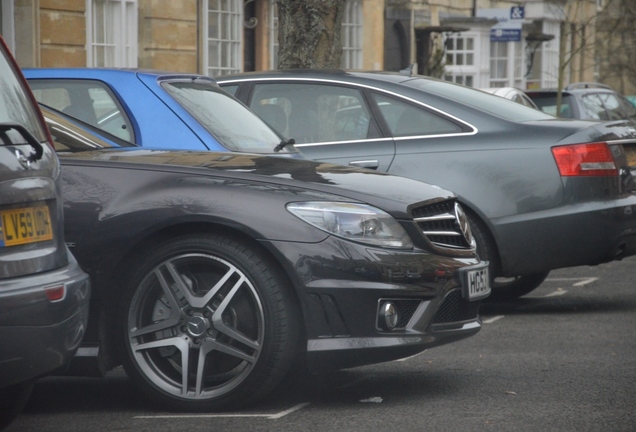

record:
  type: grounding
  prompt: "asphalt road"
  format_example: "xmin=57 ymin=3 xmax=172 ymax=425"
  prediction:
xmin=7 ymin=256 xmax=636 ymax=432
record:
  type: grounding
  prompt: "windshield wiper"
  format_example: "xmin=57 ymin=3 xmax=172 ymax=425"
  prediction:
xmin=274 ymin=138 xmax=295 ymax=153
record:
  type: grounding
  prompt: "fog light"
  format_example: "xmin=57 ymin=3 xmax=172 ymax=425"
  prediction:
xmin=379 ymin=301 xmax=398 ymax=331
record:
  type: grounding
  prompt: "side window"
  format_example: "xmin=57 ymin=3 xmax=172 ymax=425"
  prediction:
xmin=250 ymin=82 xmax=373 ymax=144
xmin=599 ymin=93 xmax=625 ymax=121
xmin=619 ymin=95 xmax=636 ymax=119
xmin=371 ymin=93 xmax=462 ymax=137
xmin=28 ymin=79 xmax=134 ymax=143
xmin=581 ymin=94 xmax=606 ymax=120
xmin=221 ymin=84 xmax=239 ymax=96
xmin=520 ymin=94 xmax=536 ymax=109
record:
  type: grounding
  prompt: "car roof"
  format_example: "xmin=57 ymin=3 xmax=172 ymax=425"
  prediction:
xmin=217 ymin=69 xmax=420 ymax=85
xmin=22 ymin=67 xmax=213 ymax=81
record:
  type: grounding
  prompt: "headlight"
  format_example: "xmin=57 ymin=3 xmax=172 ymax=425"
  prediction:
xmin=286 ymin=202 xmax=413 ymax=249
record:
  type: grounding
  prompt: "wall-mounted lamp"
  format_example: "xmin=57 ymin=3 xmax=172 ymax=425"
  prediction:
xmin=525 ymin=32 xmax=554 ymax=77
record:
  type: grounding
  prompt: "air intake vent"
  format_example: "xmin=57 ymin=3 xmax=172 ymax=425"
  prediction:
xmin=411 ymin=200 xmax=475 ymax=250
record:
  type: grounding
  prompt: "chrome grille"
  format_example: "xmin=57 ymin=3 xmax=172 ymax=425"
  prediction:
xmin=411 ymin=200 xmax=475 ymax=250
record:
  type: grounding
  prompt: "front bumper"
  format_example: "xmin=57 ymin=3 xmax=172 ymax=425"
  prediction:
xmin=264 ymin=237 xmax=486 ymax=371
xmin=0 ymin=251 xmax=91 ymax=388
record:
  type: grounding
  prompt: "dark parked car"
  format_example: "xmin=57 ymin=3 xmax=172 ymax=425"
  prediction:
xmin=23 ymin=68 xmax=300 ymax=157
xmin=42 ymin=105 xmax=489 ymax=411
xmin=526 ymin=83 xmax=636 ymax=122
xmin=0 ymin=37 xmax=90 ymax=428
xmin=217 ymin=69 xmax=636 ymax=298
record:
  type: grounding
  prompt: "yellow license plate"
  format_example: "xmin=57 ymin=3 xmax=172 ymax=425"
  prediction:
xmin=0 ymin=206 xmax=54 ymax=247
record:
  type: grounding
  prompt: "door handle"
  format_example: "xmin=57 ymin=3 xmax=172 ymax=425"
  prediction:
xmin=349 ymin=160 xmax=379 ymax=169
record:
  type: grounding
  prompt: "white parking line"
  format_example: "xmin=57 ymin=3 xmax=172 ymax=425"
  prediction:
xmin=543 ymin=289 xmax=568 ymax=297
xmin=483 ymin=315 xmax=505 ymax=324
xmin=134 ymin=403 xmax=311 ymax=420
xmin=546 ymin=277 xmax=599 ymax=286
xmin=395 ymin=352 xmax=425 ymax=362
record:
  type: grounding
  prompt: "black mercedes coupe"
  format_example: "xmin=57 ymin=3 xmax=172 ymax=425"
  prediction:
xmin=44 ymin=106 xmax=489 ymax=411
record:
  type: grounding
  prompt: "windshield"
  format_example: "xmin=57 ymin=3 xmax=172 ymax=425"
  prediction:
xmin=0 ymin=43 xmax=47 ymax=143
xmin=405 ymin=78 xmax=554 ymax=122
xmin=162 ymin=79 xmax=291 ymax=154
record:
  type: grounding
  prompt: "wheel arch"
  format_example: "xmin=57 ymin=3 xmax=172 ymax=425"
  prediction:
xmin=95 ymin=220 xmax=307 ymax=370
xmin=460 ymin=203 xmax=503 ymax=277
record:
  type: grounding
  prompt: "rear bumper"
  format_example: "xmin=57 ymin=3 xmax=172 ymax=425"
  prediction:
xmin=494 ymin=193 xmax=636 ymax=276
xmin=0 ymin=251 xmax=90 ymax=388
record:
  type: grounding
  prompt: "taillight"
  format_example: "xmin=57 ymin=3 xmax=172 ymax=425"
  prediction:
xmin=551 ymin=142 xmax=618 ymax=176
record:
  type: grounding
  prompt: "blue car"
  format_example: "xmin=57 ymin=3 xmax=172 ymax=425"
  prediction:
xmin=23 ymin=68 xmax=300 ymax=157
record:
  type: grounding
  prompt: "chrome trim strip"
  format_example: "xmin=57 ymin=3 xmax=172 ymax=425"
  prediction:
xmin=307 ymin=336 xmax=425 ymax=352
xmin=414 ymin=213 xmax=455 ymax=222
xmin=607 ymin=138 xmax=636 ymax=144
xmin=424 ymin=231 xmax=462 ymax=236
xmin=294 ymin=137 xmax=393 ymax=147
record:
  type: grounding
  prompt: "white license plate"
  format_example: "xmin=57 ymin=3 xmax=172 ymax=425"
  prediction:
xmin=464 ymin=266 xmax=490 ymax=301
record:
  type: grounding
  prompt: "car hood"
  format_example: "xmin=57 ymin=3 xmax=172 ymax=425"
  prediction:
xmin=60 ymin=149 xmax=454 ymax=218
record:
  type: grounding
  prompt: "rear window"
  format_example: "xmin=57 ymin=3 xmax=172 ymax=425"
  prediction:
xmin=406 ymin=78 xmax=554 ymax=122
xmin=0 ymin=45 xmax=46 ymax=143
xmin=162 ymin=78 xmax=288 ymax=154
xmin=529 ymin=94 xmax=577 ymax=118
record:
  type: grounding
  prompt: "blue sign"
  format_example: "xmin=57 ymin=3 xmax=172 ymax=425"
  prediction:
xmin=490 ymin=29 xmax=521 ymax=42
xmin=478 ymin=7 xmax=525 ymax=42
xmin=511 ymin=6 xmax=525 ymax=20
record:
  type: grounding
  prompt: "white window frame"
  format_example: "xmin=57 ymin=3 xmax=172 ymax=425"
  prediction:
xmin=202 ymin=0 xmax=242 ymax=77
xmin=341 ymin=0 xmax=363 ymax=69
xmin=269 ymin=0 xmax=278 ymax=69
xmin=86 ymin=0 xmax=138 ymax=68
xmin=443 ymin=31 xmax=482 ymax=87
xmin=489 ymin=40 xmax=524 ymax=88
xmin=1 ymin=0 xmax=15 ymax=54
xmin=541 ymin=20 xmax=561 ymax=88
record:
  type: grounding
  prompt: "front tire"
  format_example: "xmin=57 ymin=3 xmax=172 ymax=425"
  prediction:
xmin=118 ymin=234 xmax=300 ymax=411
xmin=467 ymin=214 xmax=549 ymax=299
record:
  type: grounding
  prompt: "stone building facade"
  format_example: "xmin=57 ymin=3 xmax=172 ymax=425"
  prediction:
xmin=0 ymin=0 xmax=625 ymax=93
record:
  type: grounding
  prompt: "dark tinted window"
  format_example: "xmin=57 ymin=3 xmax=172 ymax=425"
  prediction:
xmin=222 ymin=84 xmax=239 ymax=96
xmin=372 ymin=93 xmax=462 ymax=137
xmin=250 ymin=82 xmax=373 ymax=143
